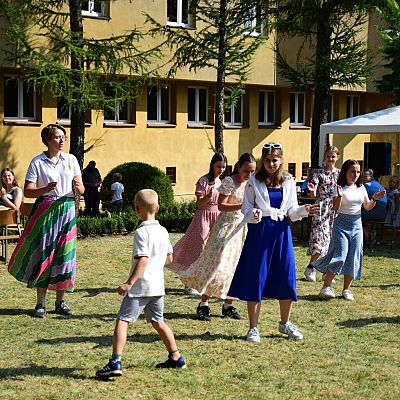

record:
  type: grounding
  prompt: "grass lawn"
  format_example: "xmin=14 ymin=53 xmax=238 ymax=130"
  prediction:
xmin=0 ymin=233 xmax=399 ymax=400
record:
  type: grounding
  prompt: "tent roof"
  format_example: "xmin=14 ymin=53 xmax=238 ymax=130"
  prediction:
xmin=320 ymin=105 xmax=400 ymax=135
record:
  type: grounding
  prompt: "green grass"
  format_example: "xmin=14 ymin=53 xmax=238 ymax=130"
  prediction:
xmin=0 ymin=234 xmax=399 ymax=400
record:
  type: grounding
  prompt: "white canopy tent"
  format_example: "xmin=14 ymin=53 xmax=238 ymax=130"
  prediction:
xmin=319 ymin=105 xmax=400 ymax=167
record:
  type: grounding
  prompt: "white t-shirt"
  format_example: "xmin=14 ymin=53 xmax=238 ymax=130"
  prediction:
xmin=111 ymin=182 xmax=124 ymax=202
xmin=25 ymin=152 xmax=81 ymax=198
xmin=128 ymin=220 xmax=173 ymax=297
xmin=338 ymin=185 xmax=368 ymax=215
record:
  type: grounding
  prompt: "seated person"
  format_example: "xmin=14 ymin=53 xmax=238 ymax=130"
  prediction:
xmin=0 ymin=168 xmax=22 ymax=210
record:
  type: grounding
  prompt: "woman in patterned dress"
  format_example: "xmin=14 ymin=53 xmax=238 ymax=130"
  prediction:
xmin=179 ymin=153 xmax=256 ymax=321
xmin=304 ymin=146 xmax=340 ymax=282
xmin=167 ymin=153 xmax=227 ymax=295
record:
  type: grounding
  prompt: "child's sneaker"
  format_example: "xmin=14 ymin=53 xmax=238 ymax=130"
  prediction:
xmin=278 ymin=322 xmax=304 ymax=340
xmin=304 ymin=267 xmax=316 ymax=282
xmin=33 ymin=304 xmax=46 ymax=318
xmin=96 ymin=359 xmax=122 ymax=378
xmin=222 ymin=305 xmax=242 ymax=320
xmin=342 ymin=289 xmax=354 ymax=301
xmin=196 ymin=303 xmax=211 ymax=321
xmin=55 ymin=300 xmax=72 ymax=316
xmin=246 ymin=327 xmax=261 ymax=343
xmin=319 ymin=286 xmax=336 ymax=299
xmin=156 ymin=355 xmax=187 ymax=369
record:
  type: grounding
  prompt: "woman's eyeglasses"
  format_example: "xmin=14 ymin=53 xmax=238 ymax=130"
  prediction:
xmin=263 ymin=143 xmax=282 ymax=150
xmin=53 ymin=135 xmax=67 ymax=142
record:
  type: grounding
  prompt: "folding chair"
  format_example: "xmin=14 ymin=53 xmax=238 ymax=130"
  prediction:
xmin=0 ymin=208 xmax=22 ymax=264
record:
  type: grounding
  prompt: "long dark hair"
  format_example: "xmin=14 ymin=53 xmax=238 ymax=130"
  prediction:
xmin=206 ymin=152 xmax=228 ymax=183
xmin=255 ymin=147 xmax=289 ymax=187
xmin=337 ymin=159 xmax=362 ymax=187
xmin=1 ymin=168 xmax=19 ymax=188
xmin=231 ymin=153 xmax=256 ymax=176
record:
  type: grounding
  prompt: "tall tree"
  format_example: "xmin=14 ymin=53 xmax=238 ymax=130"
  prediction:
xmin=375 ymin=0 xmax=400 ymax=104
xmin=0 ymin=0 xmax=160 ymax=167
xmin=147 ymin=0 xmax=268 ymax=153
xmin=273 ymin=1 xmax=376 ymax=166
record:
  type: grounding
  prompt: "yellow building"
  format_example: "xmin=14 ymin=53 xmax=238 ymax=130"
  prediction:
xmin=0 ymin=1 xmax=396 ymax=200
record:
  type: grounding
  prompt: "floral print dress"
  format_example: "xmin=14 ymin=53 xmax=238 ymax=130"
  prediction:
xmin=307 ymin=168 xmax=339 ymax=257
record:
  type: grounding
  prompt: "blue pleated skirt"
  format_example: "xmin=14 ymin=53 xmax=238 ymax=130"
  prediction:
xmin=228 ymin=216 xmax=297 ymax=302
xmin=311 ymin=213 xmax=363 ymax=280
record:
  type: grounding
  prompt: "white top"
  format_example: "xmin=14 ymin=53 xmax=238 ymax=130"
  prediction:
xmin=25 ymin=152 xmax=81 ymax=198
xmin=128 ymin=220 xmax=173 ymax=298
xmin=242 ymin=175 xmax=308 ymax=223
xmin=338 ymin=185 xmax=368 ymax=215
xmin=111 ymin=182 xmax=124 ymax=202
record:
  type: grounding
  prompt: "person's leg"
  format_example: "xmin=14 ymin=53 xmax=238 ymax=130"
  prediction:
xmin=36 ymin=287 xmax=47 ymax=306
xmin=55 ymin=290 xmax=72 ymax=315
xmin=322 ymin=271 xmax=336 ymax=287
xmin=278 ymin=299 xmax=292 ymax=324
xmin=197 ymin=294 xmax=211 ymax=320
xmin=278 ymin=299 xmax=303 ymax=339
xmin=247 ymin=301 xmax=261 ymax=328
xmin=152 ymin=321 xmax=181 ymax=360
xmin=112 ymin=318 xmax=129 ymax=356
xmin=343 ymin=275 xmax=353 ymax=291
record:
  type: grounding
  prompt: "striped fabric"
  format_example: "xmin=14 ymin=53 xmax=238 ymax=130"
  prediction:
xmin=8 ymin=196 xmax=77 ymax=291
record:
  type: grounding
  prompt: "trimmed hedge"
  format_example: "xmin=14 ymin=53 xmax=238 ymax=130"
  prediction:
xmin=101 ymin=162 xmax=174 ymax=212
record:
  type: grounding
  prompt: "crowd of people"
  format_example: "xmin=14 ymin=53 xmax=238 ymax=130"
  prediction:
xmin=1 ymin=123 xmax=399 ymax=378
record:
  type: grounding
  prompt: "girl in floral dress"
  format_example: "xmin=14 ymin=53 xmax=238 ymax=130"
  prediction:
xmin=304 ymin=146 xmax=340 ymax=282
xmin=179 ymin=153 xmax=256 ymax=321
xmin=167 ymin=153 xmax=227 ymax=295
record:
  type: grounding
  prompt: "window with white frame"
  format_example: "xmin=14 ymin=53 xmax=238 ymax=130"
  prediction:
xmin=82 ymin=1 xmax=105 ymax=17
xmin=104 ymin=85 xmax=129 ymax=123
xmin=346 ymin=95 xmax=359 ymax=118
xmin=4 ymin=77 xmax=35 ymax=120
xmin=258 ymin=90 xmax=275 ymax=125
xmin=188 ymin=87 xmax=208 ymax=124
xmin=244 ymin=4 xmax=263 ymax=36
xmin=167 ymin=0 xmax=191 ymax=28
xmin=290 ymin=92 xmax=305 ymax=125
xmin=224 ymin=94 xmax=243 ymax=126
xmin=147 ymin=86 xmax=170 ymax=123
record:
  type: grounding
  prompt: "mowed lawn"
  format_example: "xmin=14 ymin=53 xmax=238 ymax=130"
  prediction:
xmin=0 ymin=233 xmax=399 ymax=400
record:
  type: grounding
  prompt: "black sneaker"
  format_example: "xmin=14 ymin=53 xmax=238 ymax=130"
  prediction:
xmin=33 ymin=304 xmax=46 ymax=318
xmin=55 ymin=300 xmax=72 ymax=316
xmin=222 ymin=305 xmax=242 ymax=320
xmin=156 ymin=355 xmax=187 ymax=369
xmin=196 ymin=303 xmax=211 ymax=321
xmin=96 ymin=359 xmax=122 ymax=378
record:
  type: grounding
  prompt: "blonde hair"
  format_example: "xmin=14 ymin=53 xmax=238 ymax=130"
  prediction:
xmin=324 ymin=145 xmax=340 ymax=157
xmin=134 ymin=189 xmax=159 ymax=213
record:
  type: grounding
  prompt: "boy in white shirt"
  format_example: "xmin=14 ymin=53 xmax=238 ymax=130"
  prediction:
xmin=109 ymin=173 xmax=124 ymax=213
xmin=96 ymin=189 xmax=186 ymax=378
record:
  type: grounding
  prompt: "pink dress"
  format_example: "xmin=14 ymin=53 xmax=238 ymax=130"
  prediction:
xmin=167 ymin=175 xmax=221 ymax=273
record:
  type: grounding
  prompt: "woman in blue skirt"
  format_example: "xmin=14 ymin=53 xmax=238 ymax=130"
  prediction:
xmin=228 ymin=143 xmax=318 ymax=342
xmin=313 ymin=160 xmax=386 ymax=301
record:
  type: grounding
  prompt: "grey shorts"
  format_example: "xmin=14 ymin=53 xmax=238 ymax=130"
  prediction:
xmin=117 ymin=295 xmax=164 ymax=323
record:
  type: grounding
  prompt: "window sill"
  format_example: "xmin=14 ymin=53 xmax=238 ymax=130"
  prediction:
xmin=187 ymin=123 xmax=214 ymax=129
xmin=166 ymin=22 xmax=196 ymax=30
xmin=103 ymin=122 xmax=136 ymax=128
xmin=3 ymin=120 xmax=42 ymax=126
xmin=147 ymin=122 xmax=177 ymax=128
xmin=82 ymin=14 xmax=110 ymax=21
xmin=289 ymin=125 xmax=310 ymax=130
xmin=56 ymin=121 xmax=92 ymax=127
xmin=258 ymin=124 xmax=281 ymax=129
xmin=223 ymin=125 xmax=248 ymax=129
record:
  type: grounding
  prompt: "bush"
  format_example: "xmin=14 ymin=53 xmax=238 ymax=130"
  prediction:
xmin=101 ymin=162 xmax=174 ymax=212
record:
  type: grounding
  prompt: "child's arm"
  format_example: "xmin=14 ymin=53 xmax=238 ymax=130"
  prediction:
xmin=218 ymin=193 xmax=241 ymax=212
xmin=333 ymin=185 xmax=343 ymax=210
xmin=165 ymin=253 xmax=173 ymax=266
xmin=117 ymin=256 xmax=149 ymax=296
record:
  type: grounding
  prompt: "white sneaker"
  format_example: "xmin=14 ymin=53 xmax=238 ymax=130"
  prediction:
xmin=185 ymin=287 xmax=201 ymax=297
xmin=342 ymin=289 xmax=354 ymax=301
xmin=278 ymin=321 xmax=304 ymax=340
xmin=304 ymin=267 xmax=317 ymax=282
xmin=319 ymin=286 xmax=336 ymax=299
xmin=246 ymin=327 xmax=261 ymax=343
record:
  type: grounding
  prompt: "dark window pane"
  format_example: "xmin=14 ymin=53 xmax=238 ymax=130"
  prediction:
xmin=4 ymin=79 xmax=19 ymax=118
xmin=290 ymin=93 xmax=295 ymax=123
xmin=188 ymin=88 xmax=195 ymax=122
xmin=160 ymin=87 xmax=169 ymax=121
xmin=167 ymin=0 xmax=178 ymax=22
xmin=22 ymin=82 xmax=34 ymax=118
xmin=234 ymin=97 xmax=242 ymax=123
xmin=298 ymin=93 xmax=304 ymax=123
xmin=147 ymin=87 xmax=158 ymax=120
xmin=267 ymin=92 xmax=275 ymax=123
xmin=328 ymin=94 xmax=333 ymax=122
xmin=353 ymin=97 xmax=359 ymax=116
xmin=104 ymin=85 xmax=115 ymax=120
xmin=198 ymin=88 xmax=207 ymax=122
xmin=82 ymin=1 xmax=89 ymax=11
xmin=225 ymin=108 xmax=231 ymax=123
xmin=346 ymin=97 xmax=351 ymax=117
xmin=182 ymin=0 xmax=189 ymax=24
xmin=57 ymin=97 xmax=70 ymax=120
xmin=118 ymin=100 xmax=128 ymax=121
xmin=258 ymin=92 xmax=265 ymax=122
xmin=94 ymin=0 xmax=103 ymax=13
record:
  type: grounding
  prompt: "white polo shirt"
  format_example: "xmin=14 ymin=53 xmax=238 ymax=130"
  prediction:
xmin=26 ymin=152 xmax=81 ymax=198
xmin=128 ymin=220 xmax=173 ymax=298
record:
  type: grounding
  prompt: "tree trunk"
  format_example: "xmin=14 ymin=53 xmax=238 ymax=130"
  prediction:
xmin=310 ymin=3 xmax=331 ymax=167
xmin=69 ymin=0 xmax=85 ymax=169
xmin=214 ymin=0 xmax=227 ymax=154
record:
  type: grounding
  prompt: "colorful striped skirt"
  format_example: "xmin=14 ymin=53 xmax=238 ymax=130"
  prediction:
xmin=8 ymin=196 xmax=77 ymax=291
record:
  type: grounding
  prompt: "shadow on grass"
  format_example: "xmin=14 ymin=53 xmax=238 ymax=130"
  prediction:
xmin=0 ymin=308 xmax=32 ymax=317
xmin=73 ymin=287 xmax=116 ymax=297
xmin=337 ymin=315 xmax=400 ymax=328
xmin=359 ymin=284 xmax=400 ymax=290
xmin=165 ymin=287 xmax=187 ymax=296
xmin=0 ymin=364 xmax=86 ymax=380
xmin=297 ymin=294 xmax=321 ymax=302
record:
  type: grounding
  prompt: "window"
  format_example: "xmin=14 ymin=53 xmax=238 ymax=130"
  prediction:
xmin=301 ymin=162 xmax=309 ymax=180
xmin=258 ymin=91 xmax=275 ymax=125
xmin=290 ymin=92 xmax=305 ymax=125
xmin=327 ymin=94 xmax=334 ymax=122
xmin=147 ymin=86 xmax=170 ymax=123
xmin=244 ymin=5 xmax=263 ymax=36
xmin=188 ymin=87 xmax=208 ymax=124
xmin=57 ymin=97 xmax=71 ymax=122
xmin=167 ymin=0 xmax=192 ymax=28
xmin=346 ymin=95 xmax=359 ymax=118
xmin=224 ymin=95 xmax=243 ymax=126
xmin=166 ymin=167 xmax=177 ymax=184
xmin=4 ymin=77 xmax=35 ymax=120
xmin=104 ymin=85 xmax=129 ymax=123
xmin=82 ymin=1 xmax=105 ymax=17
xmin=288 ymin=163 xmax=296 ymax=178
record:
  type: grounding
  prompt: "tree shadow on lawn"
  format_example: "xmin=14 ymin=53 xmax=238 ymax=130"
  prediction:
xmin=73 ymin=287 xmax=116 ymax=297
xmin=296 ymin=294 xmax=321 ymax=302
xmin=0 ymin=308 xmax=32 ymax=317
xmin=337 ymin=315 xmax=400 ymax=328
xmin=358 ymin=284 xmax=400 ymax=290
xmin=0 ymin=364 xmax=86 ymax=380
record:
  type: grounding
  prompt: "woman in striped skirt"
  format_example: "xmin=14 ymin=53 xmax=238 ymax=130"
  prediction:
xmin=8 ymin=124 xmax=84 ymax=318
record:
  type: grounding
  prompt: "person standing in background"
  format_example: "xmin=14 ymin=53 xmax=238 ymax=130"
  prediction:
xmin=82 ymin=160 xmax=102 ymax=217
